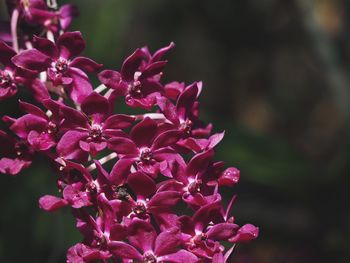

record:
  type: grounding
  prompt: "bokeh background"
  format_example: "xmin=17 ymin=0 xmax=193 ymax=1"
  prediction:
xmin=1 ymin=0 xmax=350 ymax=262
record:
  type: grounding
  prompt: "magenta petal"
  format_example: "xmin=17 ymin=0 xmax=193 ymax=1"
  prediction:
xmin=57 ymin=31 xmax=85 ymax=59
xmin=39 ymin=195 xmax=68 ymax=212
xmin=151 ymin=42 xmax=175 ymax=63
xmin=207 ymin=131 xmax=225 ymax=149
xmin=148 ymin=191 xmax=181 ymax=209
xmin=140 ymin=61 xmax=167 ymax=80
xmin=57 ymin=130 xmax=88 ymax=161
xmin=19 ymin=100 xmax=48 ymax=120
xmin=121 ymin=48 xmax=146 ymax=81
xmin=130 ymin=117 xmax=157 ymax=147
xmin=10 ymin=114 xmax=47 ymax=139
xmin=60 ymin=103 xmax=89 ymax=129
xmin=206 ymin=223 xmax=239 ymax=241
xmin=127 ymin=219 xmax=156 ymax=253
xmin=67 ymin=243 xmax=110 ymax=262
xmin=27 ymin=78 xmax=50 ymax=101
xmin=176 ymin=82 xmax=199 ymax=119
xmin=154 ymin=227 xmax=181 ymax=256
xmin=0 ymin=40 xmax=16 ymax=65
xmin=28 ymin=130 xmax=56 ymax=151
xmin=67 ymin=67 xmax=93 ymax=103
xmin=109 ymin=241 xmax=142 ymax=260
xmin=70 ymin=56 xmax=102 ymax=72
xmin=151 ymin=129 xmax=181 ymax=150
xmin=108 ymin=137 xmax=138 ymax=155
xmin=127 ymin=172 xmax=156 ymax=198
xmin=159 ymin=249 xmax=198 ymax=263
xmin=81 ymin=92 xmax=109 ymax=121
xmin=109 ymin=158 xmax=135 ymax=185
xmin=156 ymin=97 xmax=179 ymax=124
xmin=98 ymin=69 xmax=122 ymax=89
xmin=12 ymin=49 xmax=51 ymax=72
xmin=103 ymin=114 xmax=135 ymax=130
xmin=33 ymin=35 xmax=58 ymax=58
xmin=59 ymin=4 xmax=79 ymax=30
xmin=186 ymin=149 xmax=214 ymax=176
xmin=229 ymin=224 xmax=259 ymax=243
xmin=0 ymin=157 xmax=31 ymax=175
xmin=218 ymin=167 xmax=240 ymax=186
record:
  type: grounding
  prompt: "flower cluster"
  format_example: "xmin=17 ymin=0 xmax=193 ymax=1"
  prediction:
xmin=0 ymin=1 xmax=258 ymax=262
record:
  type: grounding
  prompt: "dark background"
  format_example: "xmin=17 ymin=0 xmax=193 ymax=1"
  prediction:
xmin=1 ymin=0 xmax=350 ymax=262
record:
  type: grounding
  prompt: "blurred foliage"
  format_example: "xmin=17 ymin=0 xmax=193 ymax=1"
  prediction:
xmin=1 ymin=0 xmax=350 ymax=262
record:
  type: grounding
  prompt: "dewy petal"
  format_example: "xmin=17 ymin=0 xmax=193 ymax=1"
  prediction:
xmin=70 ymin=56 xmax=103 ymax=73
xmin=57 ymin=31 xmax=85 ymax=59
xmin=229 ymin=224 xmax=259 ymax=243
xmin=33 ymin=35 xmax=59 ymax=59
xmin=158 ymin=249 xmax=198 ymax=263
xmin=28 ymin=130 xmax=56 ymax=151
xmin=127 ymin=219 xmax=156 ymax=253
xmin=39 ymin=195 xmax=68 ymax=212
xmin=130 ymin=117 xmax=157 ymax=147
xmin=67 ymin=67 xmax=93 ymax=104
xmin=127 ymin=172 xmax=156 ymax=198
xmin=109 ymin=241 xmax=142 ymax=260
xmin=12 ymin=49 xmax=51 ymax=72
xmin=98 ymin=69 xmax=122 ymax=89
xmin=81 ymin=92 xmax=109 ymax=122
xmin=121 ymin=48 xmax=146 ymax=81
xmin=154 ymin=227 xmax=181 ymax=256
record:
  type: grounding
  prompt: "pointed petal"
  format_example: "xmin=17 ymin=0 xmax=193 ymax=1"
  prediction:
xmin=57 ymin=31 xmax=85 ymax=59
xmin=127 ymin=172 xmax=156 ymax=198
xmin=130 ymin=117 xmax=157 ymax=147
xmin=70 ymin=56 xmax=102 ymax=72
xmin=39 ymin=195 xmax=68 ymax=212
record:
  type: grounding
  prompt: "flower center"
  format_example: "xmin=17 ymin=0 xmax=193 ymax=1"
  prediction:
xmin=133 ymin=201 xmax=147 ymax=216
xmin=47 ymin=121 xmax=58 ymax=134
xmin=89 ymin=124 xmax=103 ymax=139
xmin=143 ymin=252 xmax=157 ymax=263
xmin=140 ymin=148 xmax=153 ymax=162
xmin=0 ymin=70 xmax=14 ymax=88
xmin=193 ymin=233 xmax=208 ymax=245
xmin=180 ymin=119 xmax=193 ymax=134
xmin=128 ymin=80 xmax=142 ymax=98
xmin=188 ymin=179 xmax=202 ymax=195
xmin=55 ymin=59 xmax=69 ymax=73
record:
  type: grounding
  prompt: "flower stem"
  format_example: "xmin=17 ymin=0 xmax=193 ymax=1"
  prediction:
xmin=87 ymin=152 xmax=118 ymax=172
xmin=11 ymin=8 xmax=19 ymax=52
xmin=134 ymin=113 xmax=166 ymax=121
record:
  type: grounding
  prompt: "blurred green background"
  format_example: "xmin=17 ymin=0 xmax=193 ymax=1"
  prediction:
xmin=1 ymin=0 xmax=350 ymax=262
